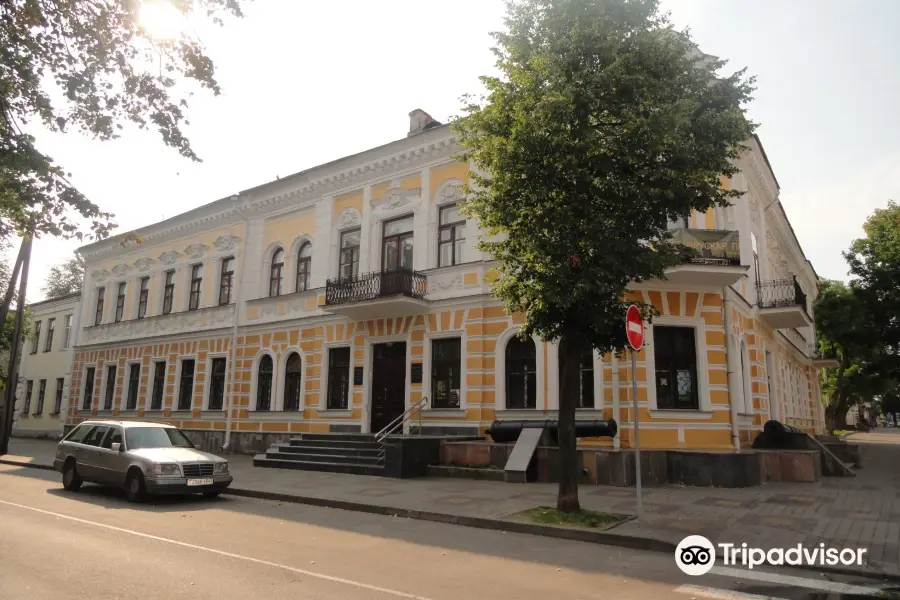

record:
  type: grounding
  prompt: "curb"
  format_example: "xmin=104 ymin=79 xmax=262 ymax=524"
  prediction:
xmin=0 ymin=458 xmax=55 ymax=471
xmin=4 ymin=457 xmax=900 ymax=583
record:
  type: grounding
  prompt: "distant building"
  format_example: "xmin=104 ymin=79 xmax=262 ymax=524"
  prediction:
xmin=13 ymin=293 xmax=81 ymax=439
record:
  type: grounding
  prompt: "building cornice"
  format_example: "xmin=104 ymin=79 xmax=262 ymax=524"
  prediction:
xmin=79 ymin=125 xmax=458 ymax=261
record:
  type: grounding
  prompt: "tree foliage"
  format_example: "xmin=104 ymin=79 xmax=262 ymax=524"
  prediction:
xmin=454 ymin=0 xmax=755 ymax=511
xmin=0 ymin=0 xmax=244 ymax=243
xmin=41 ymin=254 xmax=85 ymax=299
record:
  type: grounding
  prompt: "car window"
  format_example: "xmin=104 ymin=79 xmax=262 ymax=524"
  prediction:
xmin=101 ymin=428 xmax=123 ymax=449
xmin=125 ymin=427 xmax=195 ymax=450
xmin=82 ymin=426 xmax=109 ymax=447
xmin=64 ymin=424 xmax=93 ymax=443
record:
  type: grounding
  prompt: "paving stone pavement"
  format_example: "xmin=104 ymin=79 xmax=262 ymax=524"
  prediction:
xmin=5 ymin=429 xmax=900 ymax=576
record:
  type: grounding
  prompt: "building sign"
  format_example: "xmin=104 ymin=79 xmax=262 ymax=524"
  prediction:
xmin=671 ymin=228 xmax=741 ymax=266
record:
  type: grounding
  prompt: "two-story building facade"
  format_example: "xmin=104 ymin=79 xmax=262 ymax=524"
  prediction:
xmin=13 ymin=292 xmax=80 ymax=439
xmin=66 ymin=110 xmax=828 ymax=453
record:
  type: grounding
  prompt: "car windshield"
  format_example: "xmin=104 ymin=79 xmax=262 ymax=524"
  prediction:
xmin=125 ymin=427 xmax=195 ymax=450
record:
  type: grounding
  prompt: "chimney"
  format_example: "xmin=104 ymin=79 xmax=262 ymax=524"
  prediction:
xmin=408 ymin=109 xmax=442 ymax=137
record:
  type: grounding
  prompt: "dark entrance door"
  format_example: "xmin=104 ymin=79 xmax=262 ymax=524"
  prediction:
xmin=370 ymin=342 xmax=407 ymax=433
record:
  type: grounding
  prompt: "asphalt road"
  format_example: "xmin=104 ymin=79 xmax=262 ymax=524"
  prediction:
xmin=0 ymin=464 xmax=892 ymax=600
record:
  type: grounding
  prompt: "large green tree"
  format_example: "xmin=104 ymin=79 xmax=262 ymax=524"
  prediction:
xmin=0 ymin=0 xmax=245 ymax=244
xmin=454 ymin=0 xmax=755 ymax=511
xmin=41 ymin=255 xmax=85 ymax=299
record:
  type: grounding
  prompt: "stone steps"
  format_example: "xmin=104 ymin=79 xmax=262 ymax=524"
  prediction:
xmin=253 ymin=432 xmax=386 ymax=476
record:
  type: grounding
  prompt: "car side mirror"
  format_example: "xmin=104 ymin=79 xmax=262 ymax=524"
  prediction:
xmin=111 ymin=442 xmax=122 ymax=452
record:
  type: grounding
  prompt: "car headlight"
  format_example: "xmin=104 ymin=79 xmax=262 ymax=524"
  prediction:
xmin=214 ymin=462 xmax=229 ymax=474
xmin=152 ymin=463 xmax=181 ymax=476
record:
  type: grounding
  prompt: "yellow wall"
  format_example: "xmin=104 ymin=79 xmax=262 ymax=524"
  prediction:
xmin=333 ymin=190 xmax=363 ymax=220
xmin=264 ymin=210 xmax=316 ymax=249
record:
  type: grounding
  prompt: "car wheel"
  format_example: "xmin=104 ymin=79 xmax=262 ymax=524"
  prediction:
xmin=202 ymin=491 xmax=221 ymax=499
xmin=125 ymin=470 xmax=146 ymax=503
xmin=62 ymin=461 xmax=82 ymax=492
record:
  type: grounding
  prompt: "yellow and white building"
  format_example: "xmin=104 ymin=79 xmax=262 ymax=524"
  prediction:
xmin=67 ymin=110 xmax=829 ymax=453
xmin=14 ymin=292 xmax=80 ymax=439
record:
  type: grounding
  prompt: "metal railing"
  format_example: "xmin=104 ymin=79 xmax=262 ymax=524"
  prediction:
xmin=374 ymin=396 xmax=428 ymax=463
xmin=756 ymin=276 xmax=809 ymax=313
xmin=325 ymin=268 xmax=427 ymax=306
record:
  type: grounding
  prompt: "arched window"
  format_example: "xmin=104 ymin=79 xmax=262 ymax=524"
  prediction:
xmin=256 ymin=355 xmax=273 ymax=411
xmin=506 ymin=337 xmax=536 ymax=409
xmin=283 ymin=353 xmax=302 ymax=411
xmin=296 ymin=242 xmax=312 ymax=293
xmin=558 ymin=345 xmax=594 ymax=409
xmin=269 ymin=248 xmax=284 ymax=297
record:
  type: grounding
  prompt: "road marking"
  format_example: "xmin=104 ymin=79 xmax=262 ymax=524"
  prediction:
xmin=675 ymin=585 xmax=787 ymax=600
xmin=710 ymin=565 xmax=883 ymax=596
xmin=0 ymin=499 xmax=433 ymax=600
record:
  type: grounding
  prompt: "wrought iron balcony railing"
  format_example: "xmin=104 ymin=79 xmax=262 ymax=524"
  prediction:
xmin=325 ymin=268 xmax=427 ymax=306
xmin=756 ymin=277 xmax=808 ymax=313
xmin=669 ymin=228 xmax=742 ymax=266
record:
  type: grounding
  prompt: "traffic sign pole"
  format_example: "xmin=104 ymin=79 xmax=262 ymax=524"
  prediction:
xmin=625 ymin=305 xmax=644 ymax=521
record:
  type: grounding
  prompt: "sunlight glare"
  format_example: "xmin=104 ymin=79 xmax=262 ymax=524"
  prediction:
xmin=138 ymin=1 xmax=185 ymax=41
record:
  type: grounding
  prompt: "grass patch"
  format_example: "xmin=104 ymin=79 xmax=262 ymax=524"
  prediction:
xmin=832 ymin=429 xmax=856 ymax=438
xmin=521 ymin=506 xmax=626 ymax=530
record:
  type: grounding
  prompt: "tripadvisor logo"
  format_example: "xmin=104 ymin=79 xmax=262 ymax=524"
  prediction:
xmin=675 ymin=536 xmax=869 ymax=575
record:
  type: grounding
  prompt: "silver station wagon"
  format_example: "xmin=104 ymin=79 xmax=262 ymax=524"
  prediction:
xmin=54 ymin=420 xmax=233 ymax=502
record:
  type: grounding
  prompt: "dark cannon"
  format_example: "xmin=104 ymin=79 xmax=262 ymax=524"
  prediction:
xmin=485 ymin=419 xmax=618 ymax=444
xmin=753 ymin=420 xmax=808 ymax=450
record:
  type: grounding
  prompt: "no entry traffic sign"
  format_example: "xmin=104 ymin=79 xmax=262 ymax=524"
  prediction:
xmin=625 ymin=305 xmax=644 ymax=351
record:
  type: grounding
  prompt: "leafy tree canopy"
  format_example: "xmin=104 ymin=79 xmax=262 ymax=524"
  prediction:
xmin=41 ymin=254 xmax=85 ymax=299
xmin=0 ymin=0 xmax=244 ymax=243
xmin=454 ymin=0 xmax=755 ymax=351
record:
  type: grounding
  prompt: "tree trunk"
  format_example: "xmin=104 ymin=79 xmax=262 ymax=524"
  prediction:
xmin=556 ymin=333 xmax=584 ymax=513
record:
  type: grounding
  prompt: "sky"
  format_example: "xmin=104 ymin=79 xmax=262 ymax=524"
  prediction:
xmin=8 ymin=0 xmax=900 ymax=301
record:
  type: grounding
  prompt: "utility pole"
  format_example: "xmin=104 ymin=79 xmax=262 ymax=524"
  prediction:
xmin=0 ymin=238 xmax=28 ymax=332
xmin=0 ymin=235 xmax=33 ymax=455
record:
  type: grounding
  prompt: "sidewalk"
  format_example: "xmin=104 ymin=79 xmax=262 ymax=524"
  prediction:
xmin=4 ymin=431 xmax=900 ymax=578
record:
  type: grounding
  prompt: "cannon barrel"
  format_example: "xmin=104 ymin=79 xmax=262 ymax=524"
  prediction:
xmin=485 ymin=419 xmax=618 ymax=444
xmin=763 ymin=420 xmax=803 ymax=435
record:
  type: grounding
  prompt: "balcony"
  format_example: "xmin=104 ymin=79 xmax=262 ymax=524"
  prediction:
xmin=756 ymin=277 xmax=813 ymax=329
xmin=664 ymin=228 xmax=748 ymax=286
xmin=809 ymin=343 xmax=840 ymax=369
xmin=324 ymin=268 xmax=429 ymax=320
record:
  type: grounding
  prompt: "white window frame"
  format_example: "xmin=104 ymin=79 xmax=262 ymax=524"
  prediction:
xmin=123 ymin=360 xmax=142 ymax=412
xmin=494 ymin=326 xmax=547 ymax=412
xmin=249 ymin=350 xmax=277 ymax=412
xmin=146 ymin=359 xmax=168 ymax=411
xmin=173 ymin=355 xmax=198 ymax=412
xmin=547 ymin=342 xmax=604 ymax=411
xmin=62 ymin=314 xmax=73 ymax=350
xmin=276 ymin=346 xmax=307 ymax=412
xmin=203 ymin=353 xmax=230 ymax=411
xmin=423 ymin=330 xmax=466 ymax=413
xmin=81 ymin=364 xmax=98 ymax=411
xmin=645 ymin=316 xmax=713 ymax=418
xmin=320 ymin=342 xmax=354 ymax=413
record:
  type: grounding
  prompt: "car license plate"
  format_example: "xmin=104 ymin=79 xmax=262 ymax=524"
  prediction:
xmin=187 ymin=478 xmax=213 ymax=486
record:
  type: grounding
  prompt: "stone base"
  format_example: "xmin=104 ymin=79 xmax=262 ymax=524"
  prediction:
xmin=757 ymin=450 xmax=820 ymax=482
xmin=667 ymin=450 xmax=761 ymax=488
xmin=11 ymin=428 xmax=63 ymax=440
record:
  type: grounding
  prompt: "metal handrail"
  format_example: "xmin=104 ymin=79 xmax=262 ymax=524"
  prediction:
xmin=374 ymin=396 xmax=428 ymax=463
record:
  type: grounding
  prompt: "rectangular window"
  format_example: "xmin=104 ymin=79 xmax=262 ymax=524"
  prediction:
xmin=189 ymin=264 xmax=202 ymax=310
xmin=63 ymin=314 xmax=73 ymax=349
xmin=115 ymin=281 xmax=126 ymax=322
xmin=151 ymin=361 xmax=166 ymax=410
xmin=23 ymin=380 xmax=33 ymax=413
xmin=35 ymin=379 xmax=46 ymax=414
xmin=177 ymin=359 xmax=195 ymax=411
xmin=653 ymin=326 xmax=699 ymax=410
xmin=326 ymin=347 xmax=351 ymax=410
xmin=30 ymin=320 xmax=41 ymax=354
xmin=751 ymin=232 xmax=761 ymax=288
xmin=137 ymin=277 xmax=149 ymax=319
xmin=431 ymin=338 xmax=461 ymax=409
xmin=382 ymin=215 xmax=414 ymax=272
xmin=219 ymin=257 xmax=234 ymax=305
xmin=162 ymin=270 xmax=175 ymax=315
xmin=208 ymin=357 xmax=227 ymax=410
xmin=339 ymin=229 xmax=361 ymax=280
xmin=438 ymin=204 xmax=466 ymax=267
xmin=44 ymin=318 xmax=55 ymax=352
xmin=103 ymin=364 xmax=117 ymax=410
xmin=95 ymin=287 xmax=105 ymax=325
xmin=126 ymin=363 xmax=141 ymax=410
xmin=558 ymin=347 xmax=595 ymax=409
xmin=82 ymin=367 xmax=95 ymax=410
xmin=53 ymin=378 xmax=64 ymax=414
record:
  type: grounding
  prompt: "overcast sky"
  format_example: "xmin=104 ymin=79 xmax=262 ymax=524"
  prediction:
xmin=8 ymin=0 xmax=900 ymax=301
